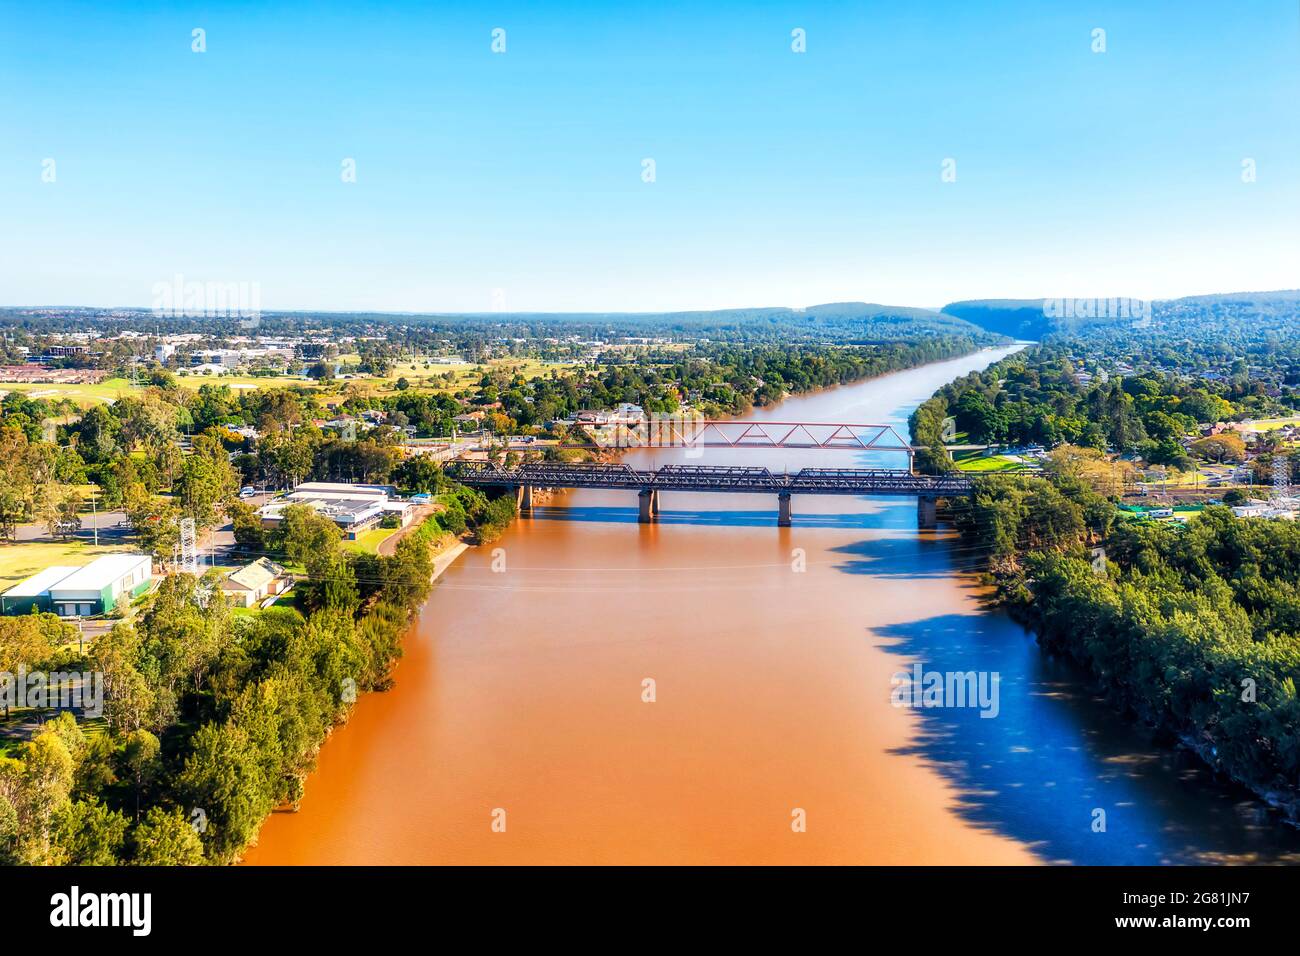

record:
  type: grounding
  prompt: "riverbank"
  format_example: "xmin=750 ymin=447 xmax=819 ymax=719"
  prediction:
xmin=240 ymin=345 xmax=1043 ymax=865
xmin=244 ymin=342 xmax=1300 ymax=864
xmin=431 ymin=539 xmax=469 ymax=581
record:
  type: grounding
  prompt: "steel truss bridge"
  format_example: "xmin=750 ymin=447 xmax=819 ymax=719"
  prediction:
xmin=580 ymin=420 xmax=914 ymax=457
xmin=445 ymin=460 xmax=974 ymax=527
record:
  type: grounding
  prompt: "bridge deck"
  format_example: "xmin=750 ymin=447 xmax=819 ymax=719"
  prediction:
xmin=446 ymin=461 xmax=972 ymax=496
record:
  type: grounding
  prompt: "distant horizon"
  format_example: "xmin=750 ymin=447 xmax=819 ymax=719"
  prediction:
xmin=3 ymin=1 xmax=1297 ymax=313
xmin=3 ymin=286 xmax=1299 ymax=319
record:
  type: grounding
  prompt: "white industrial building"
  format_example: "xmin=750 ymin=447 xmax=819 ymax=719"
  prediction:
xmin=257 ymin=482 xmax=413 ymax=539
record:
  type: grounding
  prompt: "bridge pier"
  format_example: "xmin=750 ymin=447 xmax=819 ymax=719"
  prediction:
xmin=447 ymin=463 xmax=974 ymax=531
xmin=777 ymin=491 xmax=792 ymax=527
xmin=917 ymin=495 xmax=938 ymax=529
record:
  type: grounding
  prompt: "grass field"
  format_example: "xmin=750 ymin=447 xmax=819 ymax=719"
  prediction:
xmin=4 ymin=357 xmax=583 ymax=409
xmin=0 ymin=714 xmax=108 ymax=758
xmin=953 ymin=452 xmax=1028 ymax=473
xmin=173 ymin=372 xmax=318 ymax=391
xmin=1239 ymin=417 xmax=1300 ymax=432
xmin=336 ymin=356 xmax=578 ymax=393
xmin=0 ymin=377 xmax=143 ymax=407
xmin=0 ymin=539 xmax=127 ymax=588
xmin=342 ymin=527 xmax=399 ymax=555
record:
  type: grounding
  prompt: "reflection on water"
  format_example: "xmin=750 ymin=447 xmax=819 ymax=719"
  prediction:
xmin=243 ymin=346 xmax=1300 ymax=865
xmin=530 ymin=504 xmax=892 ymax=531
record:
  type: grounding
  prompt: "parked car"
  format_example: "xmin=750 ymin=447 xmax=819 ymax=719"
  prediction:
xmin=239 ymin=486 xmax=257 ymax=498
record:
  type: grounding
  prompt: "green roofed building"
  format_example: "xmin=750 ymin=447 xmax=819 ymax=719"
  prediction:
xmin=46 ymin=554 xmax=153 ymax=617
xmin=3 ymin=554 xmax=153 ymax=617
xmin=1 ymin=565 xmax=80 ymax=615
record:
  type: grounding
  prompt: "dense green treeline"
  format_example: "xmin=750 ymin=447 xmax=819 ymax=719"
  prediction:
xmin=910 ymin=344 xmax=1297 ymax=474
xmin=0 ymin=303 xmax=999 ymax=364
xmin=334 ymin=334 xmax=991 ymax=434
xmin=0 ymin=508 xmax=446 ymax=865
xmin=1017 ymin=511 xmax=1300 ymax=814
xmin=948 ymin=471 xmax=1300 ymax=817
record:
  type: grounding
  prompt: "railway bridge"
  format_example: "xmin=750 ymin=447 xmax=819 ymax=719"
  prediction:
xmin=445 ymin=460 xmax=973 ymax=528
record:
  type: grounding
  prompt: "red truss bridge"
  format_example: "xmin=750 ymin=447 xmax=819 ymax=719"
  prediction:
xmin=599 ymin=420 xmax=915 ymax=455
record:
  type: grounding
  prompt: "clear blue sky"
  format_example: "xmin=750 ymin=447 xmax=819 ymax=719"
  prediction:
xmin=1 ymin=0 xmax=1297 ymax=313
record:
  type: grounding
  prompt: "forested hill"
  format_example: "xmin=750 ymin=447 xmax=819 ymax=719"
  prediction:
xmin=945 ymin=290 xmax=1300 ymax=343
xmin=942 ymin=299 xmax=1057 ymax=341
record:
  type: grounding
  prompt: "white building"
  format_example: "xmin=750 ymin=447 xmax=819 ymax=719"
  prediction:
xmin=258 ymin=482 xmax=408 ymax=539
xmin=221 ymin=558 xmax=290 ymax=608
xmin=47 ymin=553 xmax=153 ymax=617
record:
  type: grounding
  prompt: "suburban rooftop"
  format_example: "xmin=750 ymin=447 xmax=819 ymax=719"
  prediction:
xmin=2 ymin=565 xmax=80 ymax=597
xmin=50 ymin=553 xmax=152 ymax=592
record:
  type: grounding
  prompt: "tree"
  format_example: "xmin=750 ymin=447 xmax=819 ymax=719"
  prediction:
xmin=228 ymin=499 xmax=267 ymax=553
xmin=173 ymin=452 xmax=233 ymax=530
xmin=1191 ymin=433 xmax=1246 ymax=463
xmin=280 ymin=504 xmax=343 ymax=568
xmin=137 ymin=572 xmax=232 ymax=700
xmin=0 ymin=486 xmax=23 ymax=540
xmin=0 ymin=791 xmax=18 ymax=865
xmin=120 ymin=729 xmax=161 ymax=819
xmin=177 ymin=721 xmax=273 ymax=864
xmin=124 ymin=488 xmax=181 ymax=564
xmin=1043 ymin=445 xmax=1137 ymax=498
xmin=71 ymin=403 xmax=120 ymax=463
xmin=394 ymin=455 xmax=442 ymax=495
xmin=953 ymin=390 xmax=1005 ymax=444
xmin=15 ymin=729 xmax=76 ymax=864
xmin=307 ymin=550 xmax=358 ymax=614
xmin=43 ymin=485 xmax=84 ymax=540
xmin=92 ymin=624 xmax=160 ymax=734
xmin=132 ymin=806 xmax=205 ymax=865
xmin=51 ymin=798 xmax=128 ymax=865
xmin=0 ymin=615 xmax=68 ymax=715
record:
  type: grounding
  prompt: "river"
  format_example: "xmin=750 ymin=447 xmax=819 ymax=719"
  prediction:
xmin=244 ymin=345 xmax=1300 ymax=864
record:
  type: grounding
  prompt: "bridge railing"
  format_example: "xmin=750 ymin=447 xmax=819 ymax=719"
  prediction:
xmin=444 ymin=461 xmax=973 ymax=496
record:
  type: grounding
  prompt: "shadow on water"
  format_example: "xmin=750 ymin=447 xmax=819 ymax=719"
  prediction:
xmin=874 ymin=612 xmax=1300 ymax=864
xmin=829 ymin=533 xmax=990 ymax=580
xmin=526 ymin=504 xmax=887 ymax=530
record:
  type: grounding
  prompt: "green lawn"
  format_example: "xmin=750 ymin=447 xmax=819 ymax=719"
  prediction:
xmin=5 ymin=356 xmax=583 ymax=409
xmin=1237 ymin=417 xmax=1300 ymax=435
xmin=343 ymin=527 xmax=398 ymax=555
xmin=0 ymin=377 xmax=143 ymax=407
xmin=0 ymin=539 xmax=128 ymax=589
xmin=230 ymin=583 xmax=302 ymax=617
xmin=954 ymin=453 xmax=1028 ymax=473
xmin=173 ymin=371 xmax=320 ymax=392
xmin=269 ymin=588 xmax=300 ymax=612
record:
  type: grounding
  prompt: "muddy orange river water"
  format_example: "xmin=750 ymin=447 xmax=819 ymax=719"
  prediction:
xmin=244 ymin=347 xmax=1300 ymax=865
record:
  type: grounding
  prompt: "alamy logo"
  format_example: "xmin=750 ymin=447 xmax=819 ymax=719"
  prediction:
xmin=50 ymin=886 xmax=151 ymax=936
xmin=151 ymin=273 xmax=261 ymax=319
xmin=891 ymin=664 xmax=1001 ymax=719
xmin=1042 ymin=297 xmax=1150 ymax=322
xmin=0 ymin=668 xmax=103 ymax=718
